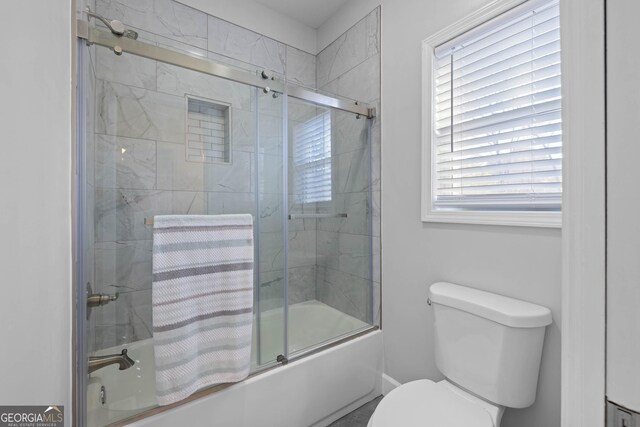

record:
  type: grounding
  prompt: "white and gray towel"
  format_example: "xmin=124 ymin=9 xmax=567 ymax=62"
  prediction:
xmin=151 ymin=214 xmax=254 ymax=406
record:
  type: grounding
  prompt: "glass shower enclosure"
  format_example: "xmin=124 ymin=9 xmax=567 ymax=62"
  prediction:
xmin=76 ymin=14 xmax=376 ymax=427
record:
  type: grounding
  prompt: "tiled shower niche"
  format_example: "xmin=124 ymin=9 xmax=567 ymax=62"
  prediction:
xmin=186 ymin=96 xmax=231 ymax=164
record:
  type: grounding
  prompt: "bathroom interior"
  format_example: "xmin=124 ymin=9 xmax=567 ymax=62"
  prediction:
xmin=2 ymin=0 xmax=639 ymax=426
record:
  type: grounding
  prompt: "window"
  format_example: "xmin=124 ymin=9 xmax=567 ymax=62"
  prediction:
xmin=422 ymin=0 xmax=562 ymax=227
xmin=293 ymin=110 xmax=332 ymax=204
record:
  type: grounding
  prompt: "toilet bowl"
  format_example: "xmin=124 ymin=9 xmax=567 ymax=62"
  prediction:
xmin=367 ymin=380 xmax=503 ymax=427
xmin=368 ymin=282 xmax=552 ymax=427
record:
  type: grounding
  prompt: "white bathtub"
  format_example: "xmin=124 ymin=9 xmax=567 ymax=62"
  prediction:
xmin=87 ymin=300 xmax=382 ymax=427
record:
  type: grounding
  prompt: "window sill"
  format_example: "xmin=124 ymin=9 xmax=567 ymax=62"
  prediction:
xmin=422 ymin=210 xmax=562 ymax=228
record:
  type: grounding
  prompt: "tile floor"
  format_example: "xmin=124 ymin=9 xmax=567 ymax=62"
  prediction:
xmin=328 ymin=396 xmax=383 ymax=427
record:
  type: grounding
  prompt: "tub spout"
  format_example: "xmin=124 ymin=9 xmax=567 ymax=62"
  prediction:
xmin=88 ymin=349 xmax=135 ymax=374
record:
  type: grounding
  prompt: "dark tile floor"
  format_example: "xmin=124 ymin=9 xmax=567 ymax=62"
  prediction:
xmin=328 ymin=396 xmax=383 ymax=427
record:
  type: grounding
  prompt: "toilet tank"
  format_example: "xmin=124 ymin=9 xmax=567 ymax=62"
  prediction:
xmin=429 ymin=282 xmax=552 ymax=409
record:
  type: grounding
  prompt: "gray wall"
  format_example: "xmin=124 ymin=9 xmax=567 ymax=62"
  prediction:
xmin=0 ymin=0 xmax=72 ymax=424
xmin=606 ymin=0 xmax=640 ymax=412
xmin=319 ymin=1 xmax=562 ymax=426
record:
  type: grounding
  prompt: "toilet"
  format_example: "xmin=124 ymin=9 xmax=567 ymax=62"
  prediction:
xmin=368 ymin=282 xmax=552 ymax=427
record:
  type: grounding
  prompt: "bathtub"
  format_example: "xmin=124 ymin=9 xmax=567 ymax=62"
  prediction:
xmin=87 ymin=300 xmax=382 ymax=427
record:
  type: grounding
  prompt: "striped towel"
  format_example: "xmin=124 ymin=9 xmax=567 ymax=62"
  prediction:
xmin=151 ymin=214 xmax=254 ymax=406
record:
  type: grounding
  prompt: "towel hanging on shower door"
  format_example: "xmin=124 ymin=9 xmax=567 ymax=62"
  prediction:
xmin=151 ymin=214 xmax=254 ymax=406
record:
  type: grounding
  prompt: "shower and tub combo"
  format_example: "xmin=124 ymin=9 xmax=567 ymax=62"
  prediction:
xmin=75 ymin=2 xmax=381 ymax=426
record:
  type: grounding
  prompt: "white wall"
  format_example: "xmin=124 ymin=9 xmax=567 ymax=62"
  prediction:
xmin=177 ymin=0 xmax=317 ymax=54
xmin=606 ymin=0 xmax=640 ymax=412
xmin=0 ymin=1 xmax=73 ymax=425
xmin=319 ymin=1 xmax=562 ymax=426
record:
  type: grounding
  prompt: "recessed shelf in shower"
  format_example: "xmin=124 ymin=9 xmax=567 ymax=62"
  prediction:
xmin=186 ymin=96 xmax=231 ymax=164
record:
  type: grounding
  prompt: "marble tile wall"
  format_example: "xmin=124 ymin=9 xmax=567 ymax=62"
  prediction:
xmin=315 ymin=8 xmax=382 ymax=325
xmin=88 ymin=0 xmax=381 ymax=350
xmin=90 ymin=0 xmax=316 ymax=350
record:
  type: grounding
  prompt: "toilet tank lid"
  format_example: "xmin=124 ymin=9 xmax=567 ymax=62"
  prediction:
xmin=429 ymin=282 xmax=552 ymax=328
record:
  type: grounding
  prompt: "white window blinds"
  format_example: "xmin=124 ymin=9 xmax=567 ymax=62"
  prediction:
xmin=432 ymin=0 xmax=561 ymax=211
xmin=293 ymin=111 xmax=332 ymax=204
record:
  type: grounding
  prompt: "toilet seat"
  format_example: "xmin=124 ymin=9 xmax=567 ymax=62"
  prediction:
xmin=369 ymin=380 xmax=496 ymax=427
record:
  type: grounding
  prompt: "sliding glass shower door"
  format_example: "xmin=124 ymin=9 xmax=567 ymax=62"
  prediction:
xmin=80 ymin=38 xmax=286 ymax=426
xmin=77 ymin=15 xmax=375 ymax=427
xmin=286 ymin=97 xmax=373 ymax=356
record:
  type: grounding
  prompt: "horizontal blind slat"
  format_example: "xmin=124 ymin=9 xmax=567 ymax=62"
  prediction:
xmin=293 ymin=111 xmax=332 ymax=204
xmin=436 ymin=101 xmax=562 ymax=138
xmin=435 ymin=85 xmax=561 ymax=129
xmin=436 ymin=134 xmax=561 ymax=158
xmin=435 ymin=38 xmax=560 ymax=95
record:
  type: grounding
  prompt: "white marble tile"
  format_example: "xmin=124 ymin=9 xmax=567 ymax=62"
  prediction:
xmin=208 ymin=15 xmax=286 ymax=75
xmin=316 ymin=192 xmax=370 ymax=236
xmin=257 ymin=104 xmax=284 ymax=155
xmin=286 ymin=46 xmax=316 ymax=89
xmin=94 ymin=240 xmax=152 ymax=293
xmin=116 ymin=290 xmax=153 ymax=343
xmin=96 ymin=0 xmax=208 ymax=49
xmin=366 ymin=8 xmax=381 ymax=59
xmin=156 ymin=141 xmax=252 ymax=192
xmin=156 ymin=141 xmax=205 ymax=191
xmin=230 ymin=108 xmax=256 ymax=153
xmin=317 ymin=231 xmax=371 ymax=280
xmin=335 ymin=148 xmax=371 ymax=194
xmin=95 ymin=134 xmax=156 ymax=189
xmin=340 ymin=232 xmax=372 ymax=280
xmin=288 ymin=265 xmax=316 ymax=305
xmin=257 ymin=193 xmax=284 ymax=234
xmin=316 ymin=230 xmax=340 ymax=272
xmin=96 ymin=46 xmax=157 ymax=90
xmin=258 ymin=153 xmax=283 ymax=195
xmin=156 ymin=63 xmax=253 ymax=111
xmin=92 ymin=288 xmax=153 ymax=348
xmin=210 ymin=150 xmax=253 ymax=192
xmin=316 ymin=267 xmax=370 ymax=322
xmin=288 ymin=230 xmax=317 ymax=268
xmin=333 ymin=110 xmax=369 ymax=156
xmin=207 ymin=192 xmax=256 ymax=217
xmin=207 ymin=51 xmax=260 ymax=74
xmin=320 ymin=54 xmax=381 ymax=105
xmin=317 ymin=18 xmax=367 ymax=88
xmin=95 ymin=188 xmax=206 ymax=241
xmin=258 ymin=269 xmax=285 ymax=314
xmin=259 ymin=232 xmax=285 ymax=273
xmin=97 ymin=80 xmax=185 ymax=144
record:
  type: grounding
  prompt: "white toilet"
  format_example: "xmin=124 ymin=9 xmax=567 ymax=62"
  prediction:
xmin=368 ymin=282 xmax=552 ymax=427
